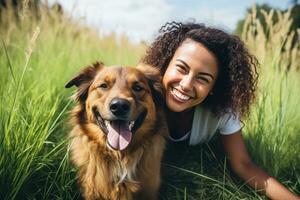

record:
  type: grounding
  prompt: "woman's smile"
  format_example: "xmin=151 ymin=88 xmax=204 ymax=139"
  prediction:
xmin=170 ymin=87 xmax=192 ymax=102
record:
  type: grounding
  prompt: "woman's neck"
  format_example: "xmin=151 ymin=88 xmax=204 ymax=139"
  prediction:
xmin=166 ymin=108 xmax=195 ymax=139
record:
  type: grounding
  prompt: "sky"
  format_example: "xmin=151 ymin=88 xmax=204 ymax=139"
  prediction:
xmin=47 ymin=0 xmax=292 ymax=43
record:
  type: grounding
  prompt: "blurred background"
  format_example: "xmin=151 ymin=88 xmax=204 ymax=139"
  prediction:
xmin=45 ymin=0 xmax=299 ymax=43
xmin=0 ymin=0 xmax=299 ymax=199
xmin=1 ymin=1 xmax=299 ymax=38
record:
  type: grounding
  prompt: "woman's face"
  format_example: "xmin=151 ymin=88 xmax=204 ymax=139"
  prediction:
xmin=163 ymin=39 xmax=219 ymax=112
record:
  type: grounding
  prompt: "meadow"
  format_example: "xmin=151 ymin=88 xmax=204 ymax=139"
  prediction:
xmin=0 ymin=4 xmax=299 ymax=200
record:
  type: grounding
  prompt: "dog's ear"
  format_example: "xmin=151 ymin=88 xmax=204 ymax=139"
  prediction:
xmin=136 ymin=64 xmax=164 ymax=106
xmin=65 ymin=61 xmax=104 ymax=102
xmin=65 ymin=61 xmax=104 ymax=88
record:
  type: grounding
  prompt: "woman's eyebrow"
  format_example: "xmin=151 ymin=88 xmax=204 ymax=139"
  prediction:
xmin=176 ymin=59 xmax=215 ymax=80
xmin=176 ymin=59 xmax=190 ymax=69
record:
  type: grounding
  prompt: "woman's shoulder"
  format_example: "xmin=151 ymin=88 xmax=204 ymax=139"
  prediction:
xmin=195 ymin=105 xmax=239 ymax=121
xmin=190 ymin=105 xmax=241 ymax=145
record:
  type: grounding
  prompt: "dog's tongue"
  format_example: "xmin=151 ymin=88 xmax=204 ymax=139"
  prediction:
xmin=107 ymin=121 xmax=132 ymax=151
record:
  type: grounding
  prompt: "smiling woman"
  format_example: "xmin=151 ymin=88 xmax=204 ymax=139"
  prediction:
xmin=162 ymin=39 xmax=218 ymax=112
xmin=140 ymin=21 xmax=300 ymax=200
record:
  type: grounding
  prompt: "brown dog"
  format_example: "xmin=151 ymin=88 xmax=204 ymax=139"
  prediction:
xmin=65 ymin=62 xmax=167 ymax=200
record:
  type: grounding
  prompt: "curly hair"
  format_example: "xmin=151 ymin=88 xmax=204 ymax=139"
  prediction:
xmin=141 ymin=21 xmax=259 ymax=118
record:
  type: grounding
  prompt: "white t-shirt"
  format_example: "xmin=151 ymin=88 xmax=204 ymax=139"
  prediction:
xmin=169 ymin=105 xmax=241 ymax=145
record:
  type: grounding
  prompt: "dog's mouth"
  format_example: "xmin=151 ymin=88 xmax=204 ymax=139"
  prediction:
xmin=93 ymin=108 xmax=147 ymax=151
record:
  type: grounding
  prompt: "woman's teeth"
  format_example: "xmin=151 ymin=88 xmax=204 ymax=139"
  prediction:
xmin=171 ymin=88 xmax=191 ymax=101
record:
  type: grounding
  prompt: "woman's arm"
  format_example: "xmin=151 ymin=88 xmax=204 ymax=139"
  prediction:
xmin=221 ymin=131 xmax=299 ymax=200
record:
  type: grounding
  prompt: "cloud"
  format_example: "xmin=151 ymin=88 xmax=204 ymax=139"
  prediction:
xmin=49 ymin=0 xmax=173 ymax=42
xmin=47 ymin=0 xmax=289 ymax=42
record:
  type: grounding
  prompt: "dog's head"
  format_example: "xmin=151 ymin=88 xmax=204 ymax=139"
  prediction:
xmin=66 ymin=62 xmax=163 ymax=151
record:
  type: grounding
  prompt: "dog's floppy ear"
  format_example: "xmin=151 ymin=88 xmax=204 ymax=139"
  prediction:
xmin=136 ymin=63 xmax=164 ymax=106
xmin=65 ymin=61 xmax=104 ymax=102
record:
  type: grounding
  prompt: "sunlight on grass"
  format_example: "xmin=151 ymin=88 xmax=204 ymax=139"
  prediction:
xmin=0 ymin=3 xmax=299 ymax=200
xmin=0 ymin=3 xmax=145 ymax=200
xmin=242 ymin=6 xmax=300 ymax=180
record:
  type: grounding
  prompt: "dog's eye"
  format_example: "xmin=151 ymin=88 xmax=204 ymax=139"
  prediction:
xmin=132 ymin=84 xmax=143 ymax=92
xmin=99 ymin=83 xmax=108 ymax=89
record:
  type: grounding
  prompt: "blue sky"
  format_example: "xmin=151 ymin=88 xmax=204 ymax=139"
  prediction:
xmin=48 ymin=0 xmax=292 ymax=43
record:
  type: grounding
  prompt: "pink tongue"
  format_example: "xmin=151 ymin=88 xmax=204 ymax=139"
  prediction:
xmin=107 ymin=121 xmax=132 ymax=151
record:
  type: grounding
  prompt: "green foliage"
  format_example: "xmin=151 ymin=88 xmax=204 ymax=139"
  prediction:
xmin=235 ymin=4 xmax=274 ymax=36
xmin=240 ymin=5 xmax=300 ymax=197
xmin=0 ymin=0 xmax=40 ymax=8
xmin=290 ymin=5 xmax=300 ymax=30
xmin=0 ymin=3 xmax=299 ymax=200
xmin=0 ymin=4 xmax=144 ymax=200
xmin=235 ymin=3 xmax=300 ymax=37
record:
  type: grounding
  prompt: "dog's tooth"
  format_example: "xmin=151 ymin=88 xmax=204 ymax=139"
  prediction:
xmin=129 ymin=121 xmax=134 ymax=131
xmin=131 ymin=121 xmax=135 ymax=127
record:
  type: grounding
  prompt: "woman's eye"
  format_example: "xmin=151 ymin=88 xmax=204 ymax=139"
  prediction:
xmin=197 ymin=76 xmax=209 ymax=84
xmin=176 ymin=65 xmax=187 ymax=73
xmin=99 ymin=83 xmax=108 ymax=89
xmin=132 ymin=84 xmax=143 ymax=92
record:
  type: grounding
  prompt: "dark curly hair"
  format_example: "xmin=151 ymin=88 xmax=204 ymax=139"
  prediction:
xmin=141 ymin=21 xmax=259 ymax=118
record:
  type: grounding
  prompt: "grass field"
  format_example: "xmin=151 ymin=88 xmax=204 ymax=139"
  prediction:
xmin=0 ymin=5 xmax=299 ymax=200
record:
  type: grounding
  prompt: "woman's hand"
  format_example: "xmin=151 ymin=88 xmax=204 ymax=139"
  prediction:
xmin=221 ymin=131 xmax=299 ymax=200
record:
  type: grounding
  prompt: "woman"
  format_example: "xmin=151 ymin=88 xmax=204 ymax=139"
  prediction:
xmin=141 ymin=21 xmax=299 ymax=199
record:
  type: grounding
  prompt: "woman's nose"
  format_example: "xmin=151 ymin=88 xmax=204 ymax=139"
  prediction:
xmin=179 ymin=74 xmax=193 ymax=91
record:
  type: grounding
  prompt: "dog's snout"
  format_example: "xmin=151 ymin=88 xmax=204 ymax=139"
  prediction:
xmin=109 ymin=98 xmax=131 ymax=117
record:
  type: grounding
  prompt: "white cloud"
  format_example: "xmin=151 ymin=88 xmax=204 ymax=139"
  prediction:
xmin=48 ymin=0 xmax=173 ymax=42
xmin=47 ymin=0 xmax=289 ymax=42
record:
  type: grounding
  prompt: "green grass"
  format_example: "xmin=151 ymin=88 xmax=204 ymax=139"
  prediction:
xmin=0 ymin=5 xmax=299 ymax=200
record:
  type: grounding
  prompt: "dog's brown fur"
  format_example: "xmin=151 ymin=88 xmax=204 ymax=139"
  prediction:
xmin=65 ymin=62 xmax=167 ymax=200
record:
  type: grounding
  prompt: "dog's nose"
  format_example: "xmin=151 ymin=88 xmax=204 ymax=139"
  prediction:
xmin=109 ymin=98 xmax=131 ymax=117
